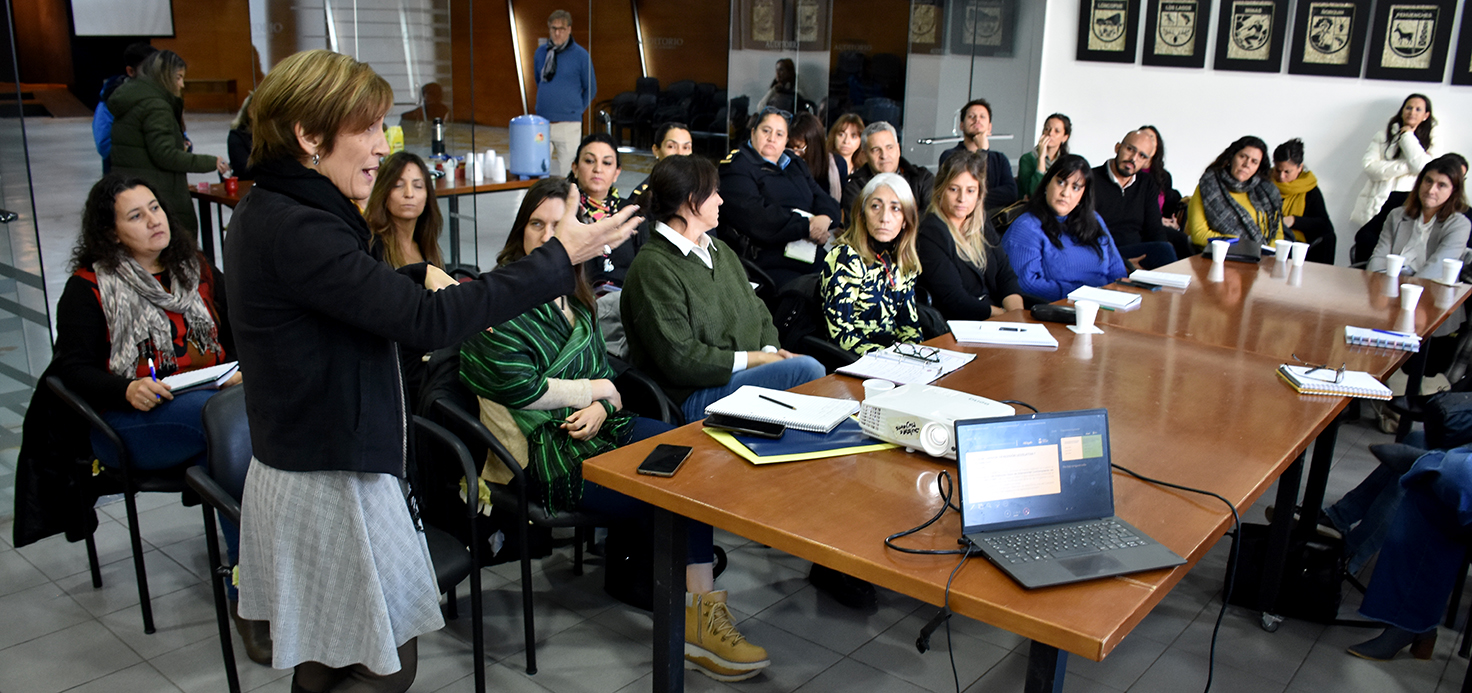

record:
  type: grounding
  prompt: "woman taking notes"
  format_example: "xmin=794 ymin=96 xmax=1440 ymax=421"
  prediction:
xmin=916 ymin=151 xmax=1026 ymax=320
xmin=1186 ymin=136 xmax=1285 ymax=249
xmin=1353 ymin=94 xmax=1438 ymax=227
xmin=821 ymin=172 xmax=925 ymax=355
xmin=225 ymin=50 xmax=638 ymax=692
xmin=1367 ymin=156 xmax=1470 ymax=278
xmin=1002 ymin=155 xmax=1126 ymax=302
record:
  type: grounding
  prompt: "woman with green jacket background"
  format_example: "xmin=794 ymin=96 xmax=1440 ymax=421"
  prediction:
xmin=108 ymin=49 xmax=230 ymax=236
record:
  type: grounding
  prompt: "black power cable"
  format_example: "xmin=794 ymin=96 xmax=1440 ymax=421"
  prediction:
xmin=1112 ymin=462 xmax=1242 ymax=693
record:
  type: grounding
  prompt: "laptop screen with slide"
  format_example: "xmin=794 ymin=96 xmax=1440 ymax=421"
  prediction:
xmin=956 ymin=409 xmax=1114 ymax=534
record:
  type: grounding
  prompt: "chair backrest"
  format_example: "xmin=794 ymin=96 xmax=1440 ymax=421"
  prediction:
xmin=45 ymin=376 xmax=127 ymax=463
xmin=635 ymin=76 xmax=660 ymax=96
xmin=413 ymin=416 xmax=481 ymax=518
xmin=201 ymin=385 xmax=252 ymax=502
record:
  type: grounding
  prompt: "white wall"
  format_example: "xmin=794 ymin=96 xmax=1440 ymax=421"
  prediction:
xmin=1035 ymin=0 xmax=1472 ymax=263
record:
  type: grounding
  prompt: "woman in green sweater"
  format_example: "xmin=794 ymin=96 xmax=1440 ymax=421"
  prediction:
xmin=621 ymin=155 xmax=825 ymax=424
xmin=107 ymin=49 xmax=230 ymax=236
xmin=459 ymin=177 xmax=771 ymax=682
xmin=1018 ymin=113 xmax=1071 ymax=199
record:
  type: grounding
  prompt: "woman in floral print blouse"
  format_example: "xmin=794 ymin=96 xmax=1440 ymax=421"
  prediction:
xmin=820 ymin=172 xmax=924 ymax=355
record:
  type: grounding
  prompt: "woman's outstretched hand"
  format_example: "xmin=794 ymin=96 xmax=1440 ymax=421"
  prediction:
xmin=554 ymin=184 xmax=643 ymax=264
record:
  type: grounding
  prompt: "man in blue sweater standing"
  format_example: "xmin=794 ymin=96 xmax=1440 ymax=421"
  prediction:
xmin=535 ymin=10 xmax=596 ymax=177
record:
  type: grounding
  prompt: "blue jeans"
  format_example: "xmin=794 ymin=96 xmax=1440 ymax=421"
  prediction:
xmin=1116 ymin=241 xmax=1178 ymax=270
xmin=1359 ymin=458 xmax=1469 ymax=633
xmin=679 ymin=355 xmax=827 ymax=423
xmin=1326 ymin=431 xmax=1424 ymax=575
xmin=94 ymin=388 xmax=241 ymax=596
xmin=578 ymin=415 xmax=715 ymax=564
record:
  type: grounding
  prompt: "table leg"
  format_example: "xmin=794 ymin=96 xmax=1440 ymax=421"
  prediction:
xmin=652 ymin=509 xmax=687 ymax=693
xmin=1023 ymin=640 xmax=1066 ymax=693
xmin=1255 ymin=452 xmax=1305 ymax=630
xmin=197 ymin=198 xmax=215 ymax=267
xmin=447 ymin=195 xmax=460 ymax=267
xmin=1293 ymin=420 xmax=1340 ymax=545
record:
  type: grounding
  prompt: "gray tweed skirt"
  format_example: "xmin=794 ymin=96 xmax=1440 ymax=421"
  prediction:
xmin=237 ymin=459 xmax=444 ymax=674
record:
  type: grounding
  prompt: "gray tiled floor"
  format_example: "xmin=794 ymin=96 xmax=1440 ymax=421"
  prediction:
xmin=3 ymin=416 xmax=1470 ymax=692
xmin=4 ymin=116 xmax=1467 ymax=691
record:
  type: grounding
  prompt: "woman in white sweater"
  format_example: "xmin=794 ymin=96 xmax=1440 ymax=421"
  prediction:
xmin=1353 ymin=94 xmax=1437 ymax=226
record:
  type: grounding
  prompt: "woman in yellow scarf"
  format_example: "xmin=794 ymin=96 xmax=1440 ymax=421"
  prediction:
xmin=1273 ymin=138 xmax=1336 ymax=264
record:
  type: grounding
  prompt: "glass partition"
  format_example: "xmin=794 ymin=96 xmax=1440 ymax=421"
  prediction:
xmin=902 ymin=0 xmax=1046 ymax=174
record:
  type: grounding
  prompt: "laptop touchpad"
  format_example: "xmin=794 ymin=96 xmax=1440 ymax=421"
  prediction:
xmin=1060 ymin=554 xmax=1126 ymax=576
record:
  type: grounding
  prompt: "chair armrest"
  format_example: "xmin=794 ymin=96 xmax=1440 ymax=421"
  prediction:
xmin=185 ymin=466 xmax=241 ymax=526
xmin=431 ymin=397 xmax=529 ymax=487
xmin=412 ymin=416 xmax=482 ymax=517
xmin=614 ymin=366 xmax=684 ymax=426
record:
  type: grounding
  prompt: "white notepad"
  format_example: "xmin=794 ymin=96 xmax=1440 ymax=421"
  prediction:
xmin=1129 ymin=269 xmax=1191 ymax=289
xmin=949 ymin=321 xmax=1059 ymax=348
xmin=836 ymin=345 xmax=975 ymax=384
xmin=703 ymin=386 xmax=859 ymax=433
xmin=160 ymin=361 xmax=239 ymax=394
xmin=1277 ymin=365 xmax=1392 ymax=400
xmin=1068 ymin=285 xmax=1141 ymax=310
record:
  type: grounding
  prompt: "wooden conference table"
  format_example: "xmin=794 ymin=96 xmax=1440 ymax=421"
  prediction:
xmin=582 ymin=255 xmax=1470 ymax=692
xmin=188 ymin=175 xmax=537 ymax=268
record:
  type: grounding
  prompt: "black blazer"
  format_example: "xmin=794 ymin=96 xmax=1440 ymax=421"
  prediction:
xmin=224 ymin=184 xmax=574 ymax=476
xmin=718 ymin=142 xmax=841 ymax=277
xmin=915 ymin=213 xmax=1022 ymax=320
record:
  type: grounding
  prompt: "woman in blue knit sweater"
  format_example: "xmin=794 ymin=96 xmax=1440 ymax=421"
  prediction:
xmin=1002 ymin=155 xmax=1127 ymax=302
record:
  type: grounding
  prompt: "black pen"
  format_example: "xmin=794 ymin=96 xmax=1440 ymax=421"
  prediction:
xmin=998 ymin=327 xmax=1023 ymax=332
xmin=1117 ymin=280 xmax=1160 ymax=292
xmin=759 ymin=394 xmax=796 ymax=410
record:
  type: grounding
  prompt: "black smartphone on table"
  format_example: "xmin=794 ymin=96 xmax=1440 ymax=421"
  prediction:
xmin=703 ymin=413 xmax=786 ymax=439
xmin=636 ymin=444 xmax=693 ymax=477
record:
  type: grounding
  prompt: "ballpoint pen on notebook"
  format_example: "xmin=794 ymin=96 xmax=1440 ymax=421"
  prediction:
xmin=148 ymin=357 xmax=160 ymax=400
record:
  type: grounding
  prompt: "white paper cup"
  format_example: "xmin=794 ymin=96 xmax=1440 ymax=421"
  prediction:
xmin=1401 ymin=283 xmax=1424 ymax=310
xmin=1444 ymin=258 xmax=1463 ymax=284
xmin=862 ymin=378 xmax=895 ymax=400
xmin=1209 ymin=239 xmax=1229 ymax=263
xmin=1274 ymin=239 xmax=1292 ymax=257
xmin=1385 ymin=253 xmax=1405 ymax=277
xmin=1074 ymin=300 xmax=1100 ymax=331
xmin=1290 ymin=242 xmax=1309 ymax=265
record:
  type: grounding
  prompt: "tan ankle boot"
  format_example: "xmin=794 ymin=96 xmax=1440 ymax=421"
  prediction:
xmin=684 ymin=590 xmax=769 ymax=681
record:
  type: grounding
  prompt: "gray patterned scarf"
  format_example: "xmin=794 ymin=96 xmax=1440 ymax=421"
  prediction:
xmin=95 ymin=255 xmax=222 ymax=377
xmin=1197 ymin=168 xmax=1282 ymax=245
xmin=540 ymin=38 xmax=570 ymax=83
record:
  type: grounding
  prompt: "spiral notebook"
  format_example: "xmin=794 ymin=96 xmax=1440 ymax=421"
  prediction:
xmin=1276 ymin=365 xmax=1392 ymax=400
xmin=702 ymin=386 xmax=860 ymax=433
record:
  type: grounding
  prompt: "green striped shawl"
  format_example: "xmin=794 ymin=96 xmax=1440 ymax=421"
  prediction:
xmin=459 ymin=300 xmax=633 ymax=514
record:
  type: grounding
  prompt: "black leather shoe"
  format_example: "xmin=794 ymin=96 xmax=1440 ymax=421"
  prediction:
xmin=808 ymin=564 xmax=877 ymax=608
xmin=230 ymin=599 xmax=274 ymax=665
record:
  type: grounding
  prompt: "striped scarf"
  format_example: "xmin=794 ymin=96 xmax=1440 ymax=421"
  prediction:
xmin=95 ymin=255 xmax=222 ymax=377
xmin=459 ymin=300 xmax=632 ymax=513
xmin=1197 ymin=168 xmax=1282 ymax=245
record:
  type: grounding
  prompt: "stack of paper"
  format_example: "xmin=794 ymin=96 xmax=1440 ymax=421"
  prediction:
xmin=1068 ymin=285 xmax=1142 ymax=310
xmin=1345 ymin=326 xmax=1421 ymax=352
xmin=1129 ymin=269 xmax=1191 ymax=289
xmin=1277 ymin=365 xmax=1392 ymax=400
xmin=948 ymin=321 xmax=1059 ymax=348
xmin=837 ymin=345 xmax=975 ymax=384
xmin=704 ymin=386 xmax=860 ymax=433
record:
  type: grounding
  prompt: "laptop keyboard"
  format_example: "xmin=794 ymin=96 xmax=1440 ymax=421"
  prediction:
xmin=981 ymin=519 xmax=1145 ymax=564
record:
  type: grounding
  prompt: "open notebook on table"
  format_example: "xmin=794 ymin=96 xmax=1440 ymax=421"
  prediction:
xmin=703 ymin=385 xmax=860 ymax=433
xmin=836 ymin=344 xmax=975 ymax=384
xmin=1276 ymin=364 xmax=1392 ymax=400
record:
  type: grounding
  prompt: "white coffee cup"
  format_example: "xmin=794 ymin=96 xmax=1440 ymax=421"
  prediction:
xmin=1274 ymin=239 xmax=1292 ymax=258
xmin=1443 ymin=258 xmax=1463 ymax=284
xmin=1385 ymin=253 xmax=1406 ymax=277
xmin=1209 ymin=239 xmax=1229 ymax=263
xmin=1074 ymin=300 xmax=1100 ymax=331
xmin=862 ymin=378 xmax=895 ymax=400
xmin=1290 ymin=242 xmax=1310 ymax=265
xmin=1401 ymin=283 xmax=1424 ymax=310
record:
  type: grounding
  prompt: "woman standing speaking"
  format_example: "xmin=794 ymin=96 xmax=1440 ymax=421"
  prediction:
xmin=225 ymin=50 xmax=639 ymax=692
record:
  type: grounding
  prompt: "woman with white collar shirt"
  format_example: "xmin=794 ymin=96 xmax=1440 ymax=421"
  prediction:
xmin=1367 ymin=156 xmax=1470 ymax=279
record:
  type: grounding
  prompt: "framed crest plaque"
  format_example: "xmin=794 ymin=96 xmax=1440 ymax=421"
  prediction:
xmin=1212 ymin=0 xmax=1287 ymax=72
xmin=1143 ymin=0 xmax=1212 ymax=67
xmin=1364 ymin=0 xmax=1455 ymax=82
xmin=1287 ymin=0 xmax=1372 ymax=77
xmin=1077 ymin=0 xmax=1141 ymax=63
xmin=949 ymin=0 xmax=1017 ymax=57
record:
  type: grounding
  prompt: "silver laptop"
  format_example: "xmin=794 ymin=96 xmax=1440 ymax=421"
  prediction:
xmin=955 ymin=409 xmax=1185 ymax=589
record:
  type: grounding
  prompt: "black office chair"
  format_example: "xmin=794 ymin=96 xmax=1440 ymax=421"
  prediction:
xmin=46 ymin=375 xmax=189 ymax=635
xmin=607 ymin=355 xmax=684 ymax=426
xmin=430 ymin=395 xmax=614 ymax=675
xmin=187 ymin=385 xmax=251 ymax=693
